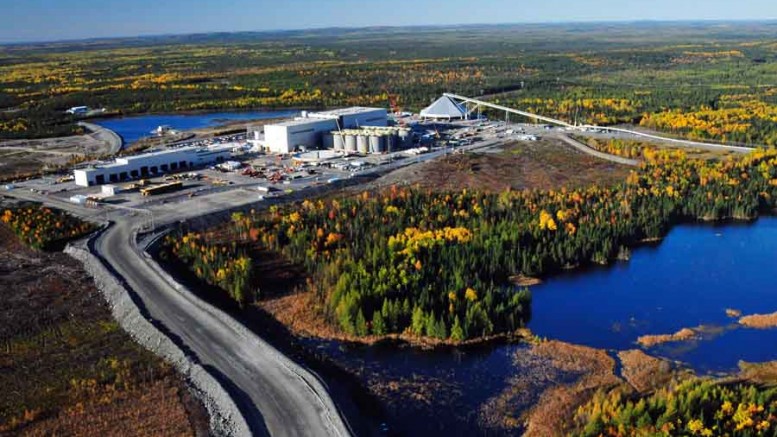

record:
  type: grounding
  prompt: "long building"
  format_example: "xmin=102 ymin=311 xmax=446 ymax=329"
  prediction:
xmin=74 ymin=145 xmax=232 ymax=187
xmin=256 ymin=107 xmax=388 ymax=154
xmin=306 ymin=107 xmax=388 ymax=128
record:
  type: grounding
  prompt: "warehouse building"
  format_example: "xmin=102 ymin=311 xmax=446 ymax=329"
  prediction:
xmin=254 ymin=107 xmax=389 ymax=154
xmin=307 ymin=107 xmax=388 ymax=128
xmin=74 ymin=145 xmax=232 ymax=187
xmin=263 ymin=118 xmax=338 ymax=154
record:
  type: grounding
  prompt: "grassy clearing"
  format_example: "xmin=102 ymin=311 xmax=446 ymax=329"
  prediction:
xmin=0 ymin=223 xmax=207 ymax=435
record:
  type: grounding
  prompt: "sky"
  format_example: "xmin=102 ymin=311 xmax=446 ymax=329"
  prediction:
xmin=1 ymin=0 xmax=777 ymax=43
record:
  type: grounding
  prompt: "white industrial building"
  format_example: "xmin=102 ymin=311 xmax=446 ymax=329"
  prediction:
xmin=74 ymin=145 xmax=232 ymax=187
xmin=252 ymin=107 xmax=388 ymax=154
xmin=263 ymin=118 xmax=338 ymax=154
xmin=307 ymin=107 xmax=388 ymax=128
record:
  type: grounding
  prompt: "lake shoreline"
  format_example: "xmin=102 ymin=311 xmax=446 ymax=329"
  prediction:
xmin=87 ymin=107 xmax=306 ymax=122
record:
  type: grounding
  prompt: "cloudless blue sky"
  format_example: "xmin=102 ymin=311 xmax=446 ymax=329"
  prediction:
xmin=1 ymin=0 xmax=777 ymax=43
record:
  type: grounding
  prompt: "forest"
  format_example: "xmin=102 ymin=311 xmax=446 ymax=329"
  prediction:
xmin=574 ymin=378 xmax=777 ymax=436
xmin=1 ymin=204 xmax=95 ymax=250
xmin=4 ymin=23 xmax=777 ymax=143
xmin=162 ymin=147 xmax=777 ymax=342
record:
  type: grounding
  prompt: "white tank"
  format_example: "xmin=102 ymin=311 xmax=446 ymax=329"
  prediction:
xmin=398 ymin=128 xmax=411 ymax=147
xmin=345 ymin=134 xmax=357 ymax=152
xmin=369 ymin=135 xmax=384 ymax=153
xmin=333 ymin=133 xmax=344 ymax=151
xmin=357 ymin=135 xmax=369 ymax=154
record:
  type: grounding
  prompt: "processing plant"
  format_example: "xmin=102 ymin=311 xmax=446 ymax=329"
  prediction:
xmin=250 ymin=107 xmax=388 ymax=154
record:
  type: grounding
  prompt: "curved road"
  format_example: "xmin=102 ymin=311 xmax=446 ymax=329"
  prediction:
xmin=94 ymin=207 xmax=350 ymax=437
xmin=4 ymin=187 xmax=352 ymax=436
xmin=79 ymin=121 xmax=123 ymax=154
xmin=556 ymin=134 xmax=640 ymax=166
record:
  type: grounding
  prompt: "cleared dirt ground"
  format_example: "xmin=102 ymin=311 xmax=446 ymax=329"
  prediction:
xmin=0 ymin=132 xmax=112 ymax=178
xmin=0 ymin=221 xmax=208 ymax=436
xmin=371 ymin=138 xmax=631 ymax=193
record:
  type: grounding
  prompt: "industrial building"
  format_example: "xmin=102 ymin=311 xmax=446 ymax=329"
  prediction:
xmin=252 ymin=107 xmax=388 ymax=154
xmin=66 ymin=106 xmax=89 ymax=115
xmin=306 ymin=107 xmax=388 ymax=128
xmin=420 ymin=95 xmax=469 ymax=120
xmin=74 ymin=145 xmax=232 ymax=187
xmin=263 ymin=118 xmax=338 ymax=154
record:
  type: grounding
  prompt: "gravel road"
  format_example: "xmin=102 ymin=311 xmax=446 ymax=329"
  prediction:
xmin=94 ymin=199 xmax=352 ymax=437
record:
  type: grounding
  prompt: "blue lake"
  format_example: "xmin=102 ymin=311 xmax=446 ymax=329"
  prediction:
xmin=94 ymin=110 xmax=298 ymax=145
xmin=306 ymin=218 xmax=777 ymax=434
xmin=529 ymin=217 xmax=777 ymax=373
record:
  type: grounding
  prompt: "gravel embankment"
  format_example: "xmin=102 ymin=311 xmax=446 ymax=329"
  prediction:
xmin=65 ymin=231 xmax=250 ymax=437
xmin=79 ymin=121 xmax=123 ymax=154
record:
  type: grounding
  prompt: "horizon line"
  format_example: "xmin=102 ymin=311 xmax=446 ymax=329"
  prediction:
xmin=2 ymin=18 xmax=777 ymax=47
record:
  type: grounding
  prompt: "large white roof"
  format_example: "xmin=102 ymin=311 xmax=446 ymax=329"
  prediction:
xmin=311 ymin=107 xmax=385 ymax=117
xmin=420 ymin=96 xmax=468 ymax=119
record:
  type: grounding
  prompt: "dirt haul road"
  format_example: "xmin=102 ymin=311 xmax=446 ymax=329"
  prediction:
xmin=92 ymin=198 xmax=350 ymax=437
xmin=3 ymin=186 xmax=352 ymax=437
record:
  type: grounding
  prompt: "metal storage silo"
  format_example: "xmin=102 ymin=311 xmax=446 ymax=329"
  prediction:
xmin=369 ymin=135 xmax=384 ymax=153
xmin=345 ymin=133 xmax=357 ymax=152
xmin=357 ymin=134 xmax=369 ymax=154
xmin=398 ymin=128 xmax=411 ymax=148
xmin=333 ymin=133 xmax=344 ymax=151
xmin=386 ymin=133 xmax=396 ymax=153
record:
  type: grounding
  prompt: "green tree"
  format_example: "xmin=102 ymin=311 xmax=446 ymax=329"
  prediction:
xmin=355 ymin=309 xmax=368 ymax=336
xmin=450 ymin=315 xmax=465 ymax=342
xmin=372 ymin=310 xmax=387 ymax=336
xmin=411 ymin=306 xmax=425 ymax=335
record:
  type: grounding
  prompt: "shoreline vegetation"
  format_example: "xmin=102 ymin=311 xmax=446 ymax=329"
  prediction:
xmin=498 ymin=339 xmax=777 ymax=436
xmin=739 ymin=311 xmax=777 ymax=329
xmin=636 ymin=307 xmax=777 ymax=349
xmin=637 ymin=327 xmax=698 ymax=348
xmin=161 ymin=146 xmax=777 ymax=344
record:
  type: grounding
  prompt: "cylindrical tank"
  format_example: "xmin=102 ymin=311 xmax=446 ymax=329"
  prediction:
xmin=386 ymin=134 xmax=396 ymax=152
xmin=398 ymin=128 xmax=411 ymax=148
xmin=345 ymin=134 xmax=357 ymax=152
xmin=333 ymin=133 xmax=344 ymax=151
xmin=357 ymin=135 xmax=369 ymax=154
xmin=369 ymin=135 xmax=382 ymax=153
xmin=323 ymin=134 xmax=334 ymax=149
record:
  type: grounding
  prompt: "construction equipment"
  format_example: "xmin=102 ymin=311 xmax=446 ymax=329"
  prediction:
xmin=267 ymin=171 xmax=283 ymax=183
xmin=123 ymin=179 xmax=151 ymax=191
xmin=140 ymin=181 xmax=183 ymax=196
